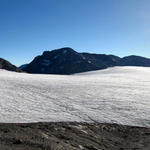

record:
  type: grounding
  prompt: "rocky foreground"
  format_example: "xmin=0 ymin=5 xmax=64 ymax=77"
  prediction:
xmin=0 ymin=122 xmax=149 ymax=150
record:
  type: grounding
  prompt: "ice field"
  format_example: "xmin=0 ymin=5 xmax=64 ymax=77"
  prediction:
xmin=0 ymin=67 xmax=150 ymax=127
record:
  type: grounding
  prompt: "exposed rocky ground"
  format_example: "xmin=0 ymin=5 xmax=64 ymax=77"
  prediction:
xmin=0 ymin=122 xmax=149 ymax=150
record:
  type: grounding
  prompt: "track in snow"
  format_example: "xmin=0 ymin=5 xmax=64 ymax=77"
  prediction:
xmin=0 ymin=67 xmax=150 ymax=127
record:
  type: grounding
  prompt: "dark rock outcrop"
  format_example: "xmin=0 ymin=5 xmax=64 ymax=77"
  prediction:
xmin=20 ymin=47 xmax=150 ymax=74
xmin=20 ymin=47 xmax=120 ymax=74
xmin=0 ymin=58 xmax=22 ymax=72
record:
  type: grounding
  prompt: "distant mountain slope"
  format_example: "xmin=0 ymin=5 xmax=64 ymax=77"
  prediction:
xmin=20 ymin=47 xmax=120 ymax=74
xmin=120 ymin=55 xmax=150 ymax=67
xmin=19 ymin=64 xmax=28 ymax=70
xmin=0 ymin=58 xmax=22 ymax=72
xmin=20 ymin=47 xmax=150 ymax=74
xmin=81 ymin=53 xmax=121 ymax=68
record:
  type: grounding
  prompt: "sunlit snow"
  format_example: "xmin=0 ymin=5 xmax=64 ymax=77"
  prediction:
xmin=0 ymin=67 xmax=150 ymax=127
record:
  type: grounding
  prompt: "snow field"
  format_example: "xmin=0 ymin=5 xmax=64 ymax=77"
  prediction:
xmin=0 ymin=66 xmax=150 ymax=127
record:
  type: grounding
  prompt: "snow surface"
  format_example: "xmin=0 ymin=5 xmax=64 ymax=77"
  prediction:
xmin=0 ymin=66 xmax=150 ymax=127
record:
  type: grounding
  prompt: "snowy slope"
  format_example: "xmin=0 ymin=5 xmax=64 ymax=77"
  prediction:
xmin=0 ymin=67 xmax=150 ymax=127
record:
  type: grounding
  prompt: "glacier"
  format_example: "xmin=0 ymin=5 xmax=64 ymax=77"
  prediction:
xmin=0 ymin=66 xmax=150 ymax=127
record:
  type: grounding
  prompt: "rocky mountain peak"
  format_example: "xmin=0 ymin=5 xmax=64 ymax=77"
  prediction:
xmin=19 ymin=47 xmax=150 ymax=74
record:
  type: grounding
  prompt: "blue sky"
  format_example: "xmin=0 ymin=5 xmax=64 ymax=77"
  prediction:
xmin=0 ymin=0 xmax=150 ymax=66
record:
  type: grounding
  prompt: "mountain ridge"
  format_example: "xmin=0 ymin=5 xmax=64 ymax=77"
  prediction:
xmin=19 ymin=47 xmax=150 ymax=74
xmin=1 ymin=47 xmax=150 ymax=74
